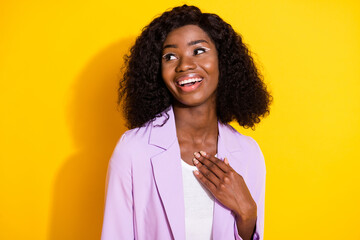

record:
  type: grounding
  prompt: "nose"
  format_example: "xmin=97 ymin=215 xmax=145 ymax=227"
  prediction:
xmin=175 ymin=56 xmax=196 ymax=72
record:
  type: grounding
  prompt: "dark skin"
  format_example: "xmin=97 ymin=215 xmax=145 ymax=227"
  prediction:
xmin=162 ymin=25 xmax=257 ymax=240
xmin=174 ymin=103 xmax=218 ymax=166
xmin=193 ymin=153 xmax=257 ymax=240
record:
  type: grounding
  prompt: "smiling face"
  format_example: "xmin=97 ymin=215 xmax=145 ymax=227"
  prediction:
xmin=161 ymin=25 xmax=219 ymax=108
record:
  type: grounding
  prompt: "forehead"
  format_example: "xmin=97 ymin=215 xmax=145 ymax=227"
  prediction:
xmin=163 ymin=25 xmax=213 ymax=45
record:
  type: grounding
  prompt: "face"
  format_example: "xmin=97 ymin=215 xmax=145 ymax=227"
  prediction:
xmin=161 ymin=25 xmax=219 ymax=108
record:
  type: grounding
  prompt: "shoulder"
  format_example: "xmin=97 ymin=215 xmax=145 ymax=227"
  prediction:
xmin=221 ymin=123 xmax=261 ymax=151
xmin=242 ymin=135 xmax=266 ymax=174
xmin=109 ymin=123 xmax=152 ymax=172
xmin=221 ymin=123 xmax=265 ymax=173
xmin=119 ymin=124 xmax=152 ymax=146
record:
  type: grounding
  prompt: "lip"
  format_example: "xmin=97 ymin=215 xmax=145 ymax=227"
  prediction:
xmin=175 ymin=73 xmax=204 ymax=84
xmin=175 ymin=73 xmax=204 ymax=93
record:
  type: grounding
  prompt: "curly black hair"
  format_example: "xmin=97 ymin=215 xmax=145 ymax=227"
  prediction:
xmin=119 ymin=5 xmax=272 ymax=129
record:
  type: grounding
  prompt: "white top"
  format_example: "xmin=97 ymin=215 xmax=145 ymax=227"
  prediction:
xmin=181 ymin=159 xmax=214 ymax=240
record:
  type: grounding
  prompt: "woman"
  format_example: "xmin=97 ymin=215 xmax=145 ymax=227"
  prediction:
xmin=101 ymin=5 xmax=271 ymax=240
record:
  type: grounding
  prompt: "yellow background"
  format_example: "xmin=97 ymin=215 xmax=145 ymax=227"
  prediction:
xmin=1 ymin=0 xmax=359 ymax=239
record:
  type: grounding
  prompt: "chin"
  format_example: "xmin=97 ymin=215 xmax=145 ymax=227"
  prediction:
xmin=174 ymin=97 xmax=215 ymax=108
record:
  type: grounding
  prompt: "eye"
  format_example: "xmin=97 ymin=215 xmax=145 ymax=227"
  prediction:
xmin=194 ymin=47 xmax=208 ymax=55
xmin=162 ymin=53 xmax=177 ymax=61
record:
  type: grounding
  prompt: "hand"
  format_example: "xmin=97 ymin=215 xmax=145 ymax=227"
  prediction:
xmin=193 ymin=151 xmax=257 ymax=240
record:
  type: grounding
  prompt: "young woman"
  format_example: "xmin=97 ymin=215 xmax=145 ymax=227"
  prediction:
xmin=101 ymin=5 xmax=271 ymax=240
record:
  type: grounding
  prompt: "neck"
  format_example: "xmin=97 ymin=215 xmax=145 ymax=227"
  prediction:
xmin=173 ymin=102 xmax=218 ymax=144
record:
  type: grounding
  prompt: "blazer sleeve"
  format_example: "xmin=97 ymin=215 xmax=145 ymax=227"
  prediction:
xmin=234 ymin=137 xmax=266 ymax=240
xmin=101 ymin=134 xmax=135 ymax=240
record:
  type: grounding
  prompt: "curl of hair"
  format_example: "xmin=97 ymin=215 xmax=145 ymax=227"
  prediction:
xmin=119 ymin=5 xmax=272 ymax=129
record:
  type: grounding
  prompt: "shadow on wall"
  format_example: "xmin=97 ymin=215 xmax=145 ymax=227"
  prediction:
xmin=48 ymin=37 xmax=135 ymax=240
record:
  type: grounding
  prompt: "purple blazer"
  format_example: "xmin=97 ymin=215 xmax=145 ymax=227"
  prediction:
xmin=101 ymin=107 xmax=265 ymax=240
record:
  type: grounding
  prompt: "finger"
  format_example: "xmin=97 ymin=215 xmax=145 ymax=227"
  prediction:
xmin=198 ymin=151 xmax=230 ymax=173
xmin=193 ymin=158 xmax=221 ymax=186
xmin=193 ymin=170 xmax=217 ymax=193
xmin=207 ymin=153 xmax=230 ymax=172
xmin=194 ymin=152 xmax=224 ymax=177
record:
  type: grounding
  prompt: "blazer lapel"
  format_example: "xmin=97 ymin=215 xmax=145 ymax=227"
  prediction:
xmin=149 ymin=110 xmax=248 ymax=239
xmin=212 ymin=123 xmax=248 ymax=239
xmin=149 ymin=107 xmax=186 ymax=240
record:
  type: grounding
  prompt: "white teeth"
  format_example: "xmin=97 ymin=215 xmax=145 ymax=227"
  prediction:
xmin=178 ymin=78 xmax=202 ymax=85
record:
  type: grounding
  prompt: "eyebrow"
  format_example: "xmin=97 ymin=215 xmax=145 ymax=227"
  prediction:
xmin=163 ymin=39 xmax=209 ymax=50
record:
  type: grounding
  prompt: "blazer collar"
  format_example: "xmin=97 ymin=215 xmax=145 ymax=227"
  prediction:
xmin=149 ymin=106 xmax=185 ymax=239
xmin=149 ymin=106 xmax=244 ymax=239
xmin=149 ymin=106 xmax=243 ymax=153
xmin=218 ymin=121 xmax=244 ymax=153
xmin=213 ymin=122 xmax=243 ymax=239
xmin=149 ymin=106 xmax=177 ymax=150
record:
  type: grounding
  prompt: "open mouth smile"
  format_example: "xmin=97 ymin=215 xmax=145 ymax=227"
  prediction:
xmin=175 ymin=75 xmax=204 ymax=92
xmin=177 ymin=77 xmax=203 ymax=87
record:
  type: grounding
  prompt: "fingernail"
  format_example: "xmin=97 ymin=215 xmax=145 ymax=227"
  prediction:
xmin=199 ymin=151 xmax=207 ymax=156
xmin=193 ymin=170 xmax=199 ymax=175
xmin=193 ymin=158 xmax=199 ymax=165
xmin=194 ymin=152 xmax=201 ymax=158
xmin=224 ymin=157 xmax=229 ymax=165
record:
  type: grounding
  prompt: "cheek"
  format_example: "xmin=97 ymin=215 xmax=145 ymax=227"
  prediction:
xmin=204 ymin=59 xmax=219 ymax=79
xmin=202 ymin=53 xmax=219 ymax=72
